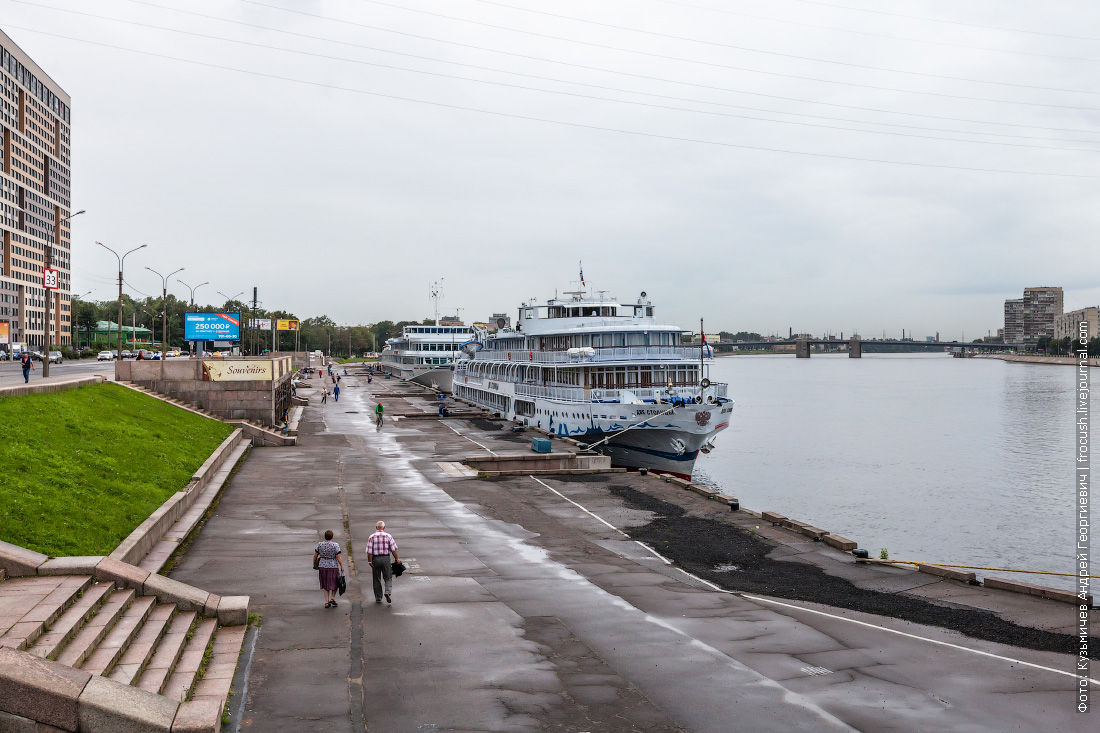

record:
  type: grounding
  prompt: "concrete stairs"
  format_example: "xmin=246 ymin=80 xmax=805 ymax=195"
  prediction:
xmin=0 ymin=572 xmax=247 ymax=722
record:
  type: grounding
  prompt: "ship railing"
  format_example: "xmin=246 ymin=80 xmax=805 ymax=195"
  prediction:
xmin=514 ymin=382 xmax=728 ymax=403
xmin=471 ymin=345 xmax=710 ymax=364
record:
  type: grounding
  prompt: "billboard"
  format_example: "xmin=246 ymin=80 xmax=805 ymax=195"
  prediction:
xmin=276 ymin=319 xmax=299 ymax=331
xmin=250 ymin=318 xmax=272 ymax=331
xmin=202 ymin=360 xmax=273 ymax=381
xmin=185 ymin=312 xmax=241 ymax=341
xmin=0 ymin=322 xmax=8 ymax=345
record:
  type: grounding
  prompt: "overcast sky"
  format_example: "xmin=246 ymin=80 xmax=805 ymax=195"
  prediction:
xmin=4 ymin=0 xmax=1100 ymax=338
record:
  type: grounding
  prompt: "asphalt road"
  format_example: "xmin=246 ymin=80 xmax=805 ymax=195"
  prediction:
xmin=169 ymin=372 xmax=1093 ymax=732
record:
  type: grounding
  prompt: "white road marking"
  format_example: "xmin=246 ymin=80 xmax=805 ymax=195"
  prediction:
xmin=441 ymin=421 xmax=497 ymax=455
xmin=527 ymin=473 xmax=1098 ymax=688
xmin=634 ymin=541 xmax=672 ymax=565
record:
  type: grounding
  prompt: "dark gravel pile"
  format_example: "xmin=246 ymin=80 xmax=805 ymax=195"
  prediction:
xmin=610 ymin=484 xmax=1096 ymax=657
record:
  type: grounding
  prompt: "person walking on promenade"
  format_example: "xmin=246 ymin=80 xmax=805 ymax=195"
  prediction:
xmin=375 ymin=402 xmax=384 ymax=426
xmin=19 ymin=351 xmax=33 ymax=383
xmin=321 ymin=387 xmax=328 ymax=404
xmin=367 ymin=521 xmax=399 ymax=604
xmin=314 ymin=530 xmax=345 ymax=609
xmin=333 ymin=383 xmax=341 ymax=402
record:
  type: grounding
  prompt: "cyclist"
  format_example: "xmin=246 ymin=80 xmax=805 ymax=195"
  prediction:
xmin=375 ymin=402 xmax=385 ymax=426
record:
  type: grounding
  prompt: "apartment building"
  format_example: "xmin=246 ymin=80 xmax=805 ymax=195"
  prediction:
xmin=1054 ymin=306 xmax=1099 ymax=341
xmin=1004 ymin=287 xmax=1063 ymax=348
xmin=0 ymin=28 xmax=73 ymax=349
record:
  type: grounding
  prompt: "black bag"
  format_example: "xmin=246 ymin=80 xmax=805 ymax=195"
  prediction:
xmin=337 ymin=574 xmax=346 ymax=595
xmin=392 ymin=562 xmax=406 ymax=577
xmin=313 ymin=555 xmax=320 ymax=570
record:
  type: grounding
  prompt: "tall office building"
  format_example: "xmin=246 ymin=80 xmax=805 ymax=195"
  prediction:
xmin=0 ymin=28 xmax=72 ymax=350
xmin=1004 ymin=287 xmax=1063 ymax=348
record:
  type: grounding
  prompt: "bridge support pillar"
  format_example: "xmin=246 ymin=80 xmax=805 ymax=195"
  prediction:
xmin=795 ymin=339 xmax=810 ymax=358
xmin=849 ymin=336 xmax=861 ymax=358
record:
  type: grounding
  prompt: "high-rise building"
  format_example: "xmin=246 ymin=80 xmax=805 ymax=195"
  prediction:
xmin=1054 ymin=306 xmax=1099 ymax=341
xmin=1003 ymin=298 xmax=1024 ymax=345
xmin=1004 ymin=287 xmax=1063 ymax=348
xmin=0 ymin=29 xmax=73 ymax=350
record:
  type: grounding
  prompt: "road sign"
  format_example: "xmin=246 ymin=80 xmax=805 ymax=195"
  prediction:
xmin=43 ymin=268 xmax=59 ymax=290
xmin=276 ymin=319 xmax=299 ymax=331
xmin=185 ymin=312 xmax=241 ymax=341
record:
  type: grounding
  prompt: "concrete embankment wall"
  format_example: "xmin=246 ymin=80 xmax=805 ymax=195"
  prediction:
xmin=116 ymin=359 xmax=293 ymax=425
xmin=990 ymin=354 xmax=1100 ymax=367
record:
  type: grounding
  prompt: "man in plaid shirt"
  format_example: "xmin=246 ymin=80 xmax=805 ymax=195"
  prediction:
xmin=366 ymin=521 xmax=400 ymax=604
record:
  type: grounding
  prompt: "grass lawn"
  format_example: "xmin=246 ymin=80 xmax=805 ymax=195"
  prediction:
xmin=0 ymin=383 xmax=234 ymax=557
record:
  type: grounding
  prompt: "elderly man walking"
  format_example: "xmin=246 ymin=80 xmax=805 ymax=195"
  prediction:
xmin=366 ymin=521 xmax=400 ymax=604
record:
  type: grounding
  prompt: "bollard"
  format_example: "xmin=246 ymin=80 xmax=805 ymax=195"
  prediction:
xmin=852 ymin=549 xmax=869 ymax=559
xmin=639 ymin=468 xmax=648 ymax=476
xmin=728 ymin=500 xmax=739 ymax=512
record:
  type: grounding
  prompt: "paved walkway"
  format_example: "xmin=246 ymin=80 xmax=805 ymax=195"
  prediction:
xmin=169 ymin=369 xmax=1093 ymax=732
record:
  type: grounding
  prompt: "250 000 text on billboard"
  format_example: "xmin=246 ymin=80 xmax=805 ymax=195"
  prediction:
xmin=185 ymin=312 xmax=241 ymax=341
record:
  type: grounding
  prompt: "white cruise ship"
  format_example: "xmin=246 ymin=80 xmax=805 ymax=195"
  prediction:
xmin=378 ymin=323 xmax=474 ymax=392
xmin=453 ymin=289 xmax=731 ymax=478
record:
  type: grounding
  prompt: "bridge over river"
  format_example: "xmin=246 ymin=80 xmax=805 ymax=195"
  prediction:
xmin=713 ymin=337 xmax=1005 ymax=358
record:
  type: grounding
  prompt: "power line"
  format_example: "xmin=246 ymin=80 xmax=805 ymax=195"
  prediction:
xmin=119 ymin=0 xmax=1100 ymax=134
xmin=17 ymin=1 xmax=1100 ymax=152
xmin=362 ymin=0 xmax=1100 ymax=96
xmin=780 ymin=0 xmax=1100 ymax=43
xmin=6 ymin=23 xmax=1100 ymax=179
xmin=648 ymin=0 xmax=1100 ymax=63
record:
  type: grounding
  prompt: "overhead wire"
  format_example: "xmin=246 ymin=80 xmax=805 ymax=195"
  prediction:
xmin=647 ymin=0 xmax=1100 ymax=62
xmin=451 ymin=0 xmax=1100 ymax=94
xmin=779 ymin=0 xmax=1100 ymax=43
xmin=234 ymin=0 xmax=1100 ymax=111
xmin=5 ymin=23 xmax=1100 ymax=180
xmin=12 ymin=1 xmax=1100 ymax=153
xmin=118 ymin=0 xmax=1100 ymax=135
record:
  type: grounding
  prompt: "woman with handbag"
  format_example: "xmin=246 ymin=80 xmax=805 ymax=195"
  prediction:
xmin=314 ymin=530 xmax=345 ymax=609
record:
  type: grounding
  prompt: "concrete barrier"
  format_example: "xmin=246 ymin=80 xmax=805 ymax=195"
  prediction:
xmin=109 ymin=429 xmax=245 ymax=566
xmin=918 ymin=564 xmax=977 ymax=584
xmin=823 ymin=535 xmax=858 ymax=552
xmin=0 ymin=375 xmax=104 ymax=398
xmin=984 ymin=576 xmax=1093 ymax=606
xmin=761 ymin=512 xmax=786 ymax=525
xmin=464 ymin=452 xmax=612 ymax=474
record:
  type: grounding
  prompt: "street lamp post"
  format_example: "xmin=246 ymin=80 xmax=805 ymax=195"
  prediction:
xmin=146 ymin=266 xmax=184 ymax=359
xmin=41 ymin=210 xmax=85 ymax=377
xmin=96 ymin=242 xmax=146 ymax=361
xmin=217 ymin=291 xmax=244 ymax=356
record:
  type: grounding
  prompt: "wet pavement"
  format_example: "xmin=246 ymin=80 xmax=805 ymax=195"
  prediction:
xmin=169 ymin=367 xmax=1094 ymax=732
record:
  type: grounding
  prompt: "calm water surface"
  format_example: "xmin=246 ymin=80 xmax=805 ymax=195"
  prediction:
xmin=694 ymin=353 xmax=1090 ymax=591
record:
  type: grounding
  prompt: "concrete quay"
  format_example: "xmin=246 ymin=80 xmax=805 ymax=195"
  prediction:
xmin=167 ymin=369 xmax=1096 ymax=732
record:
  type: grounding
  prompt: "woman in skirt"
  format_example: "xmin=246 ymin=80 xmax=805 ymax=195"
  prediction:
xmin=314 ymin=530 xmax=344 ymax=608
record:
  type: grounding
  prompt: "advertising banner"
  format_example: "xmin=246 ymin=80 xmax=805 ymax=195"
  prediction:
xmin=43 ymin=268 xmax=59 ymax=290
xmin=250 ymin=318 xmax=272 ymax=331
xmin=185 ymin=312 xmax=241 ymax=341
xmin=201 ymin=359 xmax=273 ymax=381
xmin=0 ymin=322 xmax=9 ymax=345
xmin=276 ymin=319 xmax=299 ymax=331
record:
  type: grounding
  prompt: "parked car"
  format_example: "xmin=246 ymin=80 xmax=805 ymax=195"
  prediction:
xmin=30 ymin=351 xmax=44 ymax=361
xmin=97 ymin=351 xmax=115 ymax=361
xmin=48 ymin=351 xmax=62 ymax=364
xmin=121 ymin=350 xmax=132 ymax=359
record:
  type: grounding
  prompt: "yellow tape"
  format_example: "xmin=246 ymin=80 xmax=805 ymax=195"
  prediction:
xmin=879 ymin=560 xmax=1099 ymax=579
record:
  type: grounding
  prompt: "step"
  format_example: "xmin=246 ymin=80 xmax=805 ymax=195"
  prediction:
xmin=161 ymin=618 xmax=217 ymax=703
xmin=55 ymin=587 xmax=136 ymax=668
xmin=26 ymin=581 xmax=114 ymax=659
xmin=135 ymin=610 xmax=197 ymax=695
xmin=0 ymin=575 xmax=93 ymax=650
xmin=108 ymin=602 xmax=177 ymax=685
xmin=190 ymin=625 xmax=247 ymax=709
xmin=80 ymin=595 xmax=156 ymax=676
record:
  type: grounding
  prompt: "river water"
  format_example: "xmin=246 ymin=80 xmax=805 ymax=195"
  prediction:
xmin=694 ymin=353 xmax=1090 ymax=591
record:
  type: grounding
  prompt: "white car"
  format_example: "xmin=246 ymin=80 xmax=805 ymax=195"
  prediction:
xmin=97 ymin=351 xmax=115 ymax=361
xmin=48 ymin=351 xmax=62 ymax=364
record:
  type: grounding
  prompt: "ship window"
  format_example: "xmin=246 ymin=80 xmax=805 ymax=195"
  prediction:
xmin=647 ymin=307 xmax=653 ymax=316
xmin=571 ymin=308 xmax=580 ymax=317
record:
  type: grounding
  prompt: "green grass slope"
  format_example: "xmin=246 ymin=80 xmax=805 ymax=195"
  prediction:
xmin=0 ymin=383 xmax=234 ymax=557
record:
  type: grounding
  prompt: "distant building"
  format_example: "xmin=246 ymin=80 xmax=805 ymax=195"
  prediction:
xmin=1004 ymin=287 xmax=1063 ymax=348
xmin=1054 ymin=306 xmax=1099 ymax=341
xmin=439 ymin=315 xmax=464 ymax=326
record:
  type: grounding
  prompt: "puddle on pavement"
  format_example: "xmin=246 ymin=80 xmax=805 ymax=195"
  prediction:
xmin=714 ymin=564 xmax=740 ymax=572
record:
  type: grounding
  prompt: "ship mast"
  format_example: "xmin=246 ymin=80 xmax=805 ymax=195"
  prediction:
xmin=430 ymin=279 xmax=444 ymax=326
